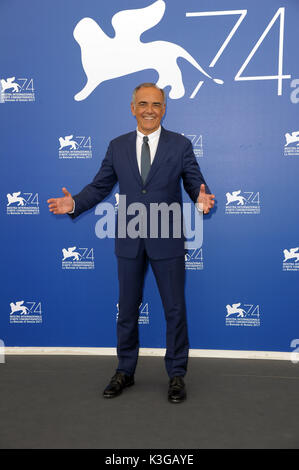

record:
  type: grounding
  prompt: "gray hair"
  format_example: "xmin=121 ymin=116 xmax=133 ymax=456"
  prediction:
xmin=132 ymin=82 xmax=166 ymax=106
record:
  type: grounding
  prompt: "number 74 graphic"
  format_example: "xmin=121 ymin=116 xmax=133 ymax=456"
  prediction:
xmin=186 ymin=8 xmax=291 ymax=97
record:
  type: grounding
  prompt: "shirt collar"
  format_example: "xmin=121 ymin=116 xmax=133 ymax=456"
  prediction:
xmin=136 ymin=126 xmax=161 ymax=141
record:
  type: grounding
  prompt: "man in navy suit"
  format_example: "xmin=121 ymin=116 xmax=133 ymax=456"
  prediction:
xmin=47 ymin=83 xmax=215 ymax=403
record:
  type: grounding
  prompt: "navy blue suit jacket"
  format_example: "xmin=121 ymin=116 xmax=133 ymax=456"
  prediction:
xmin=70 ymin=127 xmax=210 ymax=259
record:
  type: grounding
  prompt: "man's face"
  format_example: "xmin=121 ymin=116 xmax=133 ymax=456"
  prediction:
xmin=131 ymin=86 xmax=166 ymax=135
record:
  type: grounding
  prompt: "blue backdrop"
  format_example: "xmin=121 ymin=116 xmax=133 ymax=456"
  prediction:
xmin=1 ymin=0 xmax=298 ymax=352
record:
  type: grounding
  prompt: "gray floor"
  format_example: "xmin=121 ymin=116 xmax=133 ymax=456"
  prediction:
xmin=0 ymin=355 xmax=299 ymax=449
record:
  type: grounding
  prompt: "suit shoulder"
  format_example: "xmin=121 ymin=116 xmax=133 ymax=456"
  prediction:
xmin=110 ymin=131 xmax=135 ymax=146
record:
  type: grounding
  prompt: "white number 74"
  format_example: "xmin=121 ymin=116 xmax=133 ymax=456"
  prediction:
xmin=187 ymin=8 xmax=291 ymax=97
xmin=235 ymin=7 xmax=291 ymax=96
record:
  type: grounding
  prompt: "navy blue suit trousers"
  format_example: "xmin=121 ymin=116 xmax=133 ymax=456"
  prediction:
xmin=116 ymin=240 xmax=189 ymax=378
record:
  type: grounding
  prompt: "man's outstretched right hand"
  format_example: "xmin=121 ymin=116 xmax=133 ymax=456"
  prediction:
xmin=47 ymin=187 xmax=74 ymax=214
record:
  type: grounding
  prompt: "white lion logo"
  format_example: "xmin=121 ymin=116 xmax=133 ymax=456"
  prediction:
xmin=226 ymin=190 xmax=246 ymax=206
xmin=283 ymin=248 xmax=299 ymax=263
xmin=62 ymin=247 xmax=81 ymax=261
xmin=73 ymin=0 xmax=223 ymax=101
xmin=1 ymin=77 xmax=21 ymax=93
xmin=59 ymin=135 xmax=78 ymax=150
xmin=10 ymin=301 xmax=29 ymax=315
xmin=226 ymin=303 xmax=246 ymax=318
xmin=285 ymin=131 xmax=299 ymax=147
xmin=7 ymin=192 xmax=25 ymax=206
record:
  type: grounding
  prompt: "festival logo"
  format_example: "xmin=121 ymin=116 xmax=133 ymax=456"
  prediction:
xmin=284 ymin=130 xmax=299 ymax=156
xmin=58 ymin=135 xmax=92 ymax=159
xmin=62 ymin=247 xmax=95 ymax=269
xmin=182 ymin=133 xmax=203 ymax=158
xmin=116 ymin=302 xmax=150 ymax=325
xmin=282 ymin=248 xmax=299 ymax=271
xmin=225 ymin=190 xmax=260 ymax=215
xmin=225 ymin=302 xmax=260 ymax=327
xmin=9 ymin=301 xmax=42 ymax=324
xmin=73 ymin=0 xmax=223 ymax=101
xmin=185 ymin=248 xmax=204 ymax=271
xmin=6 ymin=192 xmax=39 ymax=215
xmin=73 ymin=4 xmax=292 ymax=101
xmin=0 ymin=77 xmax=35 ymax=102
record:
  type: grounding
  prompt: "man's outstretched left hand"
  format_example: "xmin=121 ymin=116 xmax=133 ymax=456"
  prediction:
xmin=197 ymin=184 xmax=215 ymax=214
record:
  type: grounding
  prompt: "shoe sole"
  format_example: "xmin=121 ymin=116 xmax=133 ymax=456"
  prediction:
xmin=168 ymin=394 xmax=186 ymax=403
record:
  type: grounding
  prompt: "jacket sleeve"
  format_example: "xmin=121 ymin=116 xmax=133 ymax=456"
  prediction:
xmin=69 ymin=142 xmax=117 ymax=219
xmin=181 ymin=139 xmax=211 ymax=203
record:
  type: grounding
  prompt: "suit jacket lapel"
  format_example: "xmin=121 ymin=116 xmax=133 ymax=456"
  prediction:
xmin=126 ymin=130 xmax=143 ymax=186
xmin=126 ymin=127 xmax=170 ymax=187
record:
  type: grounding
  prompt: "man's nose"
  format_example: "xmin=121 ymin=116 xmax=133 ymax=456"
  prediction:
xmin=145 ymin=104 xmax=155 ymax=113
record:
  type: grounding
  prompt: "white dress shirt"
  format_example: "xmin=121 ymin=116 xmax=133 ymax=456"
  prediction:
xmin=136 ymin=126 xmax=161 ymax=174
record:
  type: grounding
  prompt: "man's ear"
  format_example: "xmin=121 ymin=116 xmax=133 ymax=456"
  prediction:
xmin=130 ymin=102 xmax=136 ymax=116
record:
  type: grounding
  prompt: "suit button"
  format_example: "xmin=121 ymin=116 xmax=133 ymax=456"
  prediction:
xmin=142 ymin=189 xmax=147 ymax=194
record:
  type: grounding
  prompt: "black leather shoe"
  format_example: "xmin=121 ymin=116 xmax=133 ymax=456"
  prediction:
xmin=103 ymin=371 xmax=134 ymax=398
xmin=168 ymin=376 xmax=186 ymax=403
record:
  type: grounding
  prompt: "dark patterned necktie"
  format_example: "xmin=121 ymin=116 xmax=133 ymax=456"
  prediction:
xmin=141 ymin=136 xmax=151 ymax=184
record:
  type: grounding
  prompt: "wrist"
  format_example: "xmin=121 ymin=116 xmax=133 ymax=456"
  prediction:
xmin=68 ymin=199 xmax=75 ymax=214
